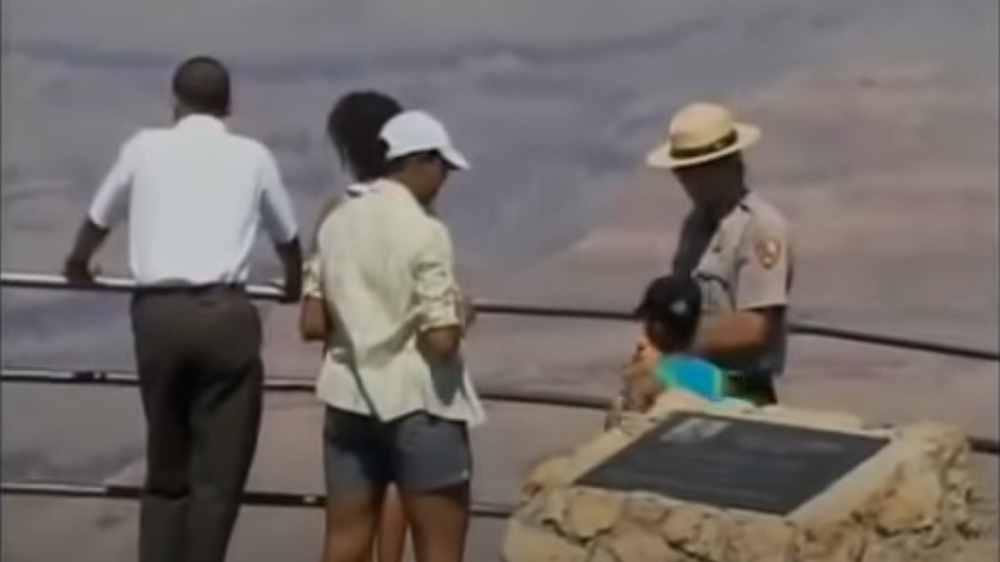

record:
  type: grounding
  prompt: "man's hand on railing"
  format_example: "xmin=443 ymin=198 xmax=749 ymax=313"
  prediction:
xmin=273 ymin=238 xmax=303 ymax=305
xmin=62 ymin=258 xmax=98 ymax=286
xmin=280 ymin=282 xmax=302 ymax=304
xmin=63 ymin=219 xmax=109 ymax=287
xmin=267 ymin=278 xmax=301 ymax=304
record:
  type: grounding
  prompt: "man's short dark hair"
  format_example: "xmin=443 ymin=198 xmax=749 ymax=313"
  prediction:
xmin=172 ymin=56 xmax=231 ymax=116
xmin=634 ymin=275 xmax=703 ymax=350
xmin=327 ymin=91 xmax=403 ymax=182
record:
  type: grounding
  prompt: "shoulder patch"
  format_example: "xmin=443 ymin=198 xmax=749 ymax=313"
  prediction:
xmin=754 ymin=238 xmax=783 ymax=270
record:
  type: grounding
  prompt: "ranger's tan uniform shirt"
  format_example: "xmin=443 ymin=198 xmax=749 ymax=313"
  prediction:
xmin=306 ymin=179 xmax=485 ymax=425
xmin=671 ymin=191 xmax=793 ymax=377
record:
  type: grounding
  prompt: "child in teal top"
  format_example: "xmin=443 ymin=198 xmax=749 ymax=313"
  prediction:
xmin=654 ymin=353 xmax=727 ymax=402
xmin=652 ymin=353 xmax=751 ymax=408
xmin=608 ymin=275 xmax=750 ymax=427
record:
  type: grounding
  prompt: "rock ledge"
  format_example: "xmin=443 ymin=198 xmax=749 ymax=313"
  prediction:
xmin=502 ymin=394 xmax=980 ymax=562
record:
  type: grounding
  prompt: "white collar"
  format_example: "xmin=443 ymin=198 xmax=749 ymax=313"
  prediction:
xmin=374 ymin=178 xmax=426 ymax=212
xmin=175 ymin=114 xmax=226 ymax=132
xmin=345 ymin=182 xmax=376 ymax=198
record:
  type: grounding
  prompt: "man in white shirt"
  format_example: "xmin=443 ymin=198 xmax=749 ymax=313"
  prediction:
xmin=312 ymin=110 xmax=483 ymax=562
xmin=62 ymin=55 xmax=302 ymax=562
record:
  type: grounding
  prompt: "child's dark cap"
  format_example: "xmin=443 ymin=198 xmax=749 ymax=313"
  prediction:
xmin=633 ymin=275 xmax=702 ymax=326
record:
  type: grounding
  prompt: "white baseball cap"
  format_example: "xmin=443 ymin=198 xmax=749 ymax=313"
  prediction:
xmin=379 ymin=110 xmax=470 ymax=170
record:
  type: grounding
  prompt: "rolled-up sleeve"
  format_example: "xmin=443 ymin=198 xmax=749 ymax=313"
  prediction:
xmin=257 ymin=148 xmax=299 ymax=244
xmin=88 ymin=136 xmax=138 ymax=228
xmin=303 ymin=196 xmax=343 ymax=300
xmin=303 ymin=255 xmax=323 ymax=300
xmin=413 ymin=221 xmax=461 ymax=331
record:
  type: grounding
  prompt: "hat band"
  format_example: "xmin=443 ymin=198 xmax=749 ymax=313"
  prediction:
xmin=669 ymin=129 xmax=739 ymax=160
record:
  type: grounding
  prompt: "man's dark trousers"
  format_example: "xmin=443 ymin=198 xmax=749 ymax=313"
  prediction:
xmin=130 ymin=285 xmax=263 ymax=562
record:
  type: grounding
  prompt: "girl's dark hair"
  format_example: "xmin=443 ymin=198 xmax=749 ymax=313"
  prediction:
xmin=326 ymin=91 xmax=403 ymax=182
xmin=634 ymin=275 xmax=703 ymax=352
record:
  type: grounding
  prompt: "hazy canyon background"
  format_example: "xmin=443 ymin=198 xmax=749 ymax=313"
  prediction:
xmin=1 ymin=0 xmax=997 ymax=559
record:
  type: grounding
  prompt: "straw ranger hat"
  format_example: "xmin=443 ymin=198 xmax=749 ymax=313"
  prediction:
xmin=645 ymin=102 xmax=761 ymax=169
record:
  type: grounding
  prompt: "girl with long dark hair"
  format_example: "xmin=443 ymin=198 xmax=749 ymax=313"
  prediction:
xmin=299 ymin=90 xmax=410 ymax=562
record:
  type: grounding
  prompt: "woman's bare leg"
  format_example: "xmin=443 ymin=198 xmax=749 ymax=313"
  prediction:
xmin=401 ymin=484 xmax=469 ymax=562
xmin=321 ymin=408 xmax=388 ymax=562
xmin=389 ymin=413 xmax=471 ymax=562
xmin=375 ymin=484 xmax=409 ymax=562
xmin=320 ymin=485 xmax=384 ymax=562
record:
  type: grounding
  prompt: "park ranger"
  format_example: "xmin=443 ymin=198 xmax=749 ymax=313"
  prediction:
xmin=645 ymin=101 xmax=794 ymax=405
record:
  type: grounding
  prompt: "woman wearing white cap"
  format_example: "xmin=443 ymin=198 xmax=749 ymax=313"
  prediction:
xmin=298 ymin=90 xmax=411 ymax=562
xmin=307 ymin=109 xmax=484 ymax=562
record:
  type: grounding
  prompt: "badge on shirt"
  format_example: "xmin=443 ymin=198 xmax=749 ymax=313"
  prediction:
xmin=754 ymin=238 xmax=782 ymax=270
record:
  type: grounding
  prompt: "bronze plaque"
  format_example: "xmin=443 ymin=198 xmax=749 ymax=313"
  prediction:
xmin=574 ymin=412 xmax=888 ymax=515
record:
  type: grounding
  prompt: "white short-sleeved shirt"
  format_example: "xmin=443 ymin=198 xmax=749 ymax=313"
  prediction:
xmin=87 ymin=114 xmax=299 ymax=286
xmin=311 ymin=179 xmax=485 ymax=426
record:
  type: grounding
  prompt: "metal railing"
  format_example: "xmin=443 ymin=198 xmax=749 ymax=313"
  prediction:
xmin=0 ymin=366 xmax=610 ymax=410
xmin=4 ymin=272 xmax=999 ymax=361
xmin=0 ymin=480 xmax=515 ymax=519
xmin=2 ymin=271 xmax=998 ymax=519
xmin=4 ymin=366 xmax=998 ymax=458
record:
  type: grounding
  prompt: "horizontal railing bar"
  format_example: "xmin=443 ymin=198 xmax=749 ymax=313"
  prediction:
xmin=967 ymin=436 xmax=1000 ymax=456
xmin=475 ymin=303 xmax=1000 ymax=361
xmin=0 ymin=481 xmax=515 ymax=519
xmin=787 ymin=323 xmax=999 ymax=362
xmin=3 ymin=367 xmax=997 ymax=457
xmin=1 ymin=271 xmax=283 ymax=300
xmin=0 ymin=367 xmax=609 ymax=410
xmin=3 ymin=272 xmax=998 ymax=361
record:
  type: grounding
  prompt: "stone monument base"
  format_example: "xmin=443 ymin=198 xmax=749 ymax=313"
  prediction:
xmin=502 ymin=393 xmax=982 ymax=562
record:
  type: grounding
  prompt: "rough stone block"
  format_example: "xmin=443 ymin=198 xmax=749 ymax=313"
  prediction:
xmin=501 ymin=397 xmax=984 ymax=562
